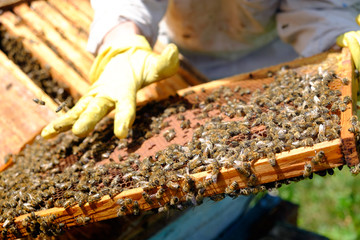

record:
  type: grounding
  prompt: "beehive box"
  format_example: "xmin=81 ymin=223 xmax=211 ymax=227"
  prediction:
xmin=0 ymin=1 xmax=359 ymax=239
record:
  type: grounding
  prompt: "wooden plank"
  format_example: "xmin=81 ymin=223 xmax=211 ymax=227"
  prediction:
xmin=14 ymin=4 xmax=93 ymax=80
xmin=0 ymin=11 xmax=90 ymax=99
xmin=0 ymin=139 xmax=344 ymax=238
xmin=0 ymin=50 xmax=57 ymax=164
xmin=47 ymin=0 xmax=91 ymax=35
xmin=66 ymin=0 xmax=94 ymax=20
xmin=30 ymin=1 xmax=93 ymax=61
xmin=177 ymin=51 xmax=334 ymax=96
xmin=0 ymin=0 xmax=26 ymax=9
xmin=337 ymin=48 xmax=359 ymax=166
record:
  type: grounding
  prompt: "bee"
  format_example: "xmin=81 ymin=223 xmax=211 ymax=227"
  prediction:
xmin=32 ymin=98 xmax=45 ymax=105
xmin=63 ymin=198 xmax=76 ymax=209
xmin=331 ymin=102 xmax=339 ymax=112
xmin=343 ymin=96 xmax=352 ymax=105
xmin=195 ymin=192 xmax=204 ymax=204
xmin=182 ymin=175 xmax=195 ymax=193
xmin=311 ymin=150 xmax=326 ymax=165
xmin=116 ymin=199 xmax=128 ymax=217
xmin=88 ymin=193 xmax=101 ymax=203
xmin=349 ymin=125 xmax=360 ymax=134
xmin=177 ymin=114 xmax=185 ymax=121
xmin=225 ymin=181 xmax=239 ymax=195
xmin=350 ymin=115 xmax=358 ymax=126
xmin=234 ymin=161 xmax=251 ymax=178
xmin=206 ymin=161 xmax=220 ymax=184
xmin=163 ymin=129 xmax=176 ymax=142
xmin=180 ymin=119 xmax=191 ymax=129
xmin=178 ymin=105 xmax=186 ymax=113
xmin=155 ymin=187 xmax=166 ymax=200
xmin=267 ymin=152 xmax=276 ymax=167
xmin=247 ymin=174 xmax=258 ymax=187
xmin=55 ymin=101 xmax=67 ymax=113
xmin=76 ymin=216 xmax=91 ymax=225
xmin=302 ymin=138 xmax=314 ymax=147
xmin=239 ymin=188 xmax=252 ymax=195
xmin=350 ymin=163 xmax=360 ymax=175
xmin=341 ymin=77 xmax=350 ymax=85
xmin=339 ymin=102 xmax=347 ymax=112
xmin=170 ymin=196 xmax=179 ymax=206
xmin=302 ymin=162 xmax=312 ymax=178
xmin=132 ymin=200 xmax=140 ymax=215
xmin=166 ymin=181 xmax=180 ymax=190
xmin=158 ymin=203 xmax=170 ymax=213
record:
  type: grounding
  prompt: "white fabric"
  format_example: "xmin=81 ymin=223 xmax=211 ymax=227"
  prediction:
xmin=87 ymin=0 xmax=360 ymax=78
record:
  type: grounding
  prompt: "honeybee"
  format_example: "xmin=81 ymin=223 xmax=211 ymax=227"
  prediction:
xmin=55 ymin=101 xmax=67 ymax=113
xmin=234 ymin=161 xmax=251 ymax=178
xmin=350 ymin=116 xmax=358 ymax=126
xmin=341 ymin=77 xmax=350 ymax=85
xmin=170 ymin=196 xmax=179 ymax=206
xmin=63 ymin=198 xmax=76 ymax=209
xmin=267 ymin=152 xmax=276 ymax=167
xmin=142 ymin=191 xmax=153 ymax=205
xmin=339 ymin=102 xmax=347 ymax=112
xmin=180 ymin=119 xmax=191 ymax=129
xmin=166 ymin=181 xmax=180 ymax=190
xmin=350 ymin=163 xmax=360 ymax=175
xmin=225 ymin=181 xmax=239 ymax=194
xmin=163 ymin=129 xmax=176 ymax=142
xmin=132 ymin=201 xmax=140 ymax=215
xmin=33 ymin=98 xmax=45 ymax=105
xmin=76 ymin=216 xmax=91 ymax=225
xmin=343 ymin=96 xmax=352 ymax=105
xmin=209 ymin=193 xmax=225 ymax=202
xmin=247 ymin=174 xmax=258 ymax=187
xmin=302 ymin=162 xmax=312 ymax=178
xmin=158 ymin=203 xmax=170 ymax=213
xmin=155 ymin=188 xmax=166 ymax=200
xmin=239 ymin=188 xmax=251 ymax=195
xmin=311 ymin=150 xmax=326 ymax=165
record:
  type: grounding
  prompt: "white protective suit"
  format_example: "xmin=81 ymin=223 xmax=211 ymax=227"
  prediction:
xmin=88 ymin=0 xmax=360 ymax=79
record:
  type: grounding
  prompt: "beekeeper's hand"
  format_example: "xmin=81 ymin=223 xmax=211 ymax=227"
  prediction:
xmin=41 ymin=34 xmax=179 ymax=139
xmin=336 ymin=15 xmax=360 ymax=69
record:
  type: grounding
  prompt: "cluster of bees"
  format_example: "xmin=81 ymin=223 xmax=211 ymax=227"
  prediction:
xmin=0 ymin=26 xmax=73 ymax=107
xmin=0 ymin=67 xmax=352 ymax=238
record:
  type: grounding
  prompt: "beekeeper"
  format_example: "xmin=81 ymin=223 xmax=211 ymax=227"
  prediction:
xmin=41 ymin=0 xmax=360 ymax=141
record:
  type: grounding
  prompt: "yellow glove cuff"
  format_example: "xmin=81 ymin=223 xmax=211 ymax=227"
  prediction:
xmin=89 ymin=35 xmax=152 ymax=84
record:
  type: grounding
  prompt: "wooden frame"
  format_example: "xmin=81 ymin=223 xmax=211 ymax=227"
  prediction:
xmin=0 ymin=48 xmax=357 ymax=239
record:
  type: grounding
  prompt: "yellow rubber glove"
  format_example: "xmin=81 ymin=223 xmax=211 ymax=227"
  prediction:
xmin=41 ymin=35 xmax=179 ymax=139
xmin=336 ymin=15 xmax=360 ymax=69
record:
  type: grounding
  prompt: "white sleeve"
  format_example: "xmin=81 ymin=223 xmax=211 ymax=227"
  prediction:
xmin=87 ymin=0 xmax=168 ymax=54
xmin=276 ymin=0 xmax=360 ymax=57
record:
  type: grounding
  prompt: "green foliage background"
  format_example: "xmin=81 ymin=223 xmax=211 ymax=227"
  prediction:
xmin=278 ymin=168 xmax=360 ymax=240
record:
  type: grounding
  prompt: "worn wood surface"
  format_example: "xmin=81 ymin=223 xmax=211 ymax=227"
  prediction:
xmin=337 ymin=49 xmax=359 ymax=166
xmin=0 ymin=50 xmax=57 ymax=163
xmin=0 ymin=11 xmax=90 ymax=98
xmin=30 ymin=1 xmax=91 ymax=59
xmin=14 ymin=3 xmax=93 ymax=80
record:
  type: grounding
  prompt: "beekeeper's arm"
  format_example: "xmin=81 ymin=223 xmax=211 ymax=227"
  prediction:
xmin=41 ymin=0 xmax=178 ymax=139
xmin=276 ymin=0 xmax=360 ymax=68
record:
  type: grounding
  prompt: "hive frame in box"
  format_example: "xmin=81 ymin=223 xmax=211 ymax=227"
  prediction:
xmin=0 ymin=48 xmax=357 ymax=239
